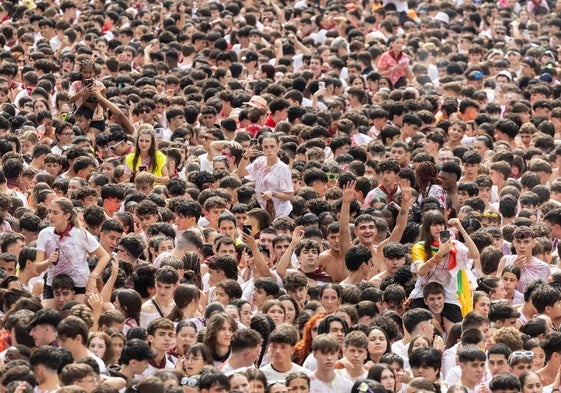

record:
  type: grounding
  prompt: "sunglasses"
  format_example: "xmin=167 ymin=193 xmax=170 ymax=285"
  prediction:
xmin=513 ymin=229 xmax=534 ymax=239
xmin=138 ymin=109 xmax=151 ymax=114
xmin=326 ymin=173 xmax=339 ymax=180
xmin=108 ymin=140 xmax=123 ymax=152
xmin=511 ymin=350 xmax=533 ymax=359
xmin=482 ymin=211 xmax=499 ymax=219
xmin=180 ymin=377 xmax=199 ymax=387
xmin=213 ymin=155 xmax=227 ymax=162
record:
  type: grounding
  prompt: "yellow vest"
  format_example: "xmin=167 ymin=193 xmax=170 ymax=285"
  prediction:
xmin=125 ymin=151 xmax=167 ymax=177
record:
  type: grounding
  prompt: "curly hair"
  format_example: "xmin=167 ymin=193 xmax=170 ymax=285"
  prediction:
xmin=493 ymin=326 xmax=523 ymax=352
xmin=416 ymin=161 xmax=442 ymax=197
xmin=293 ymin=313 xmax=325 ymax=365
xmin=69 ymin=304 xmax=94 ymax=328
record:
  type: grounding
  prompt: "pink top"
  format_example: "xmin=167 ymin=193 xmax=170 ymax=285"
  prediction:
xmin=377 ymin=50 xmax=410 ymax=85
xmin=69 ymin=80 xmax=106 ymax=121
xmin=504 ymin=254 xmax=551 ymax=292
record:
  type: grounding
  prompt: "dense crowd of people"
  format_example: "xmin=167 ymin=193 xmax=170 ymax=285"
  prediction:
xmin=1 ymin=0 xmax=561 ymax=392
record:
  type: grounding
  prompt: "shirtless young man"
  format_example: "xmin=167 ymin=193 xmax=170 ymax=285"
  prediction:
xmin=318 ymin=181 xmax=355 ymax=282
xmin=355 ymin=181 xmax=413 ymax=275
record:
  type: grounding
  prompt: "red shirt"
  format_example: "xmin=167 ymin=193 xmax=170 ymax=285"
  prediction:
xmin=264 ymin=114 xmax=276 ymax=128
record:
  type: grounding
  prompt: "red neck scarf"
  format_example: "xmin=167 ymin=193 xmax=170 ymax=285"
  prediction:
xmin=430 ymin=240 xmax=457 ymax=269
xmin=55 ymin=223 xmax=73 ymax=241
xmin=379 ymin=184 xmax=398 ymax=203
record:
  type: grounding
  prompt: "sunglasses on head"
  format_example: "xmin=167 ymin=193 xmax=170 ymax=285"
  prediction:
xmin=513 ymin=228 xmax=534 ymax=239
xmin=483 ymin=211 xmax=499 ymax=219
xmin=180 ymin=377 xmax=199 ymax=387
xmin=510 ymin=350 xmax=533 ymax=359
xmin=326 ymin=172 xmax=339 ymax=180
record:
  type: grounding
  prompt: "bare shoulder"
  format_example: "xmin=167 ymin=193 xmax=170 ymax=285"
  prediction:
xmin=141 ymin=300 xmax=156 ymax=313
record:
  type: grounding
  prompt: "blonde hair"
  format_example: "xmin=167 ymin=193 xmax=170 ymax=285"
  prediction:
xmin=53 ymin=197 xmax=82 ymax=229
xmin=22 ymin=131 xmax=39 ymax=144
xmin=134 ymin=172 xmax=155 ymax=187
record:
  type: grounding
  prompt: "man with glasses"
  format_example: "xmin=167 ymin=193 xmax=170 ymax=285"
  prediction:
xmin=52 ymin=122 xmax=75 ymax=155
xmin=106 ymin=129 xmax=131 ymax=158
xmin=134 ymin=99 xmax=158 ymax=129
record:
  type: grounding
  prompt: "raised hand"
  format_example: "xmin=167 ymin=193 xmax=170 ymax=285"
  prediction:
xmin=513 ymin=255 xmax=528 ymax=269
xmin=448 ymin=218 xmax=462 ymax=229
xmin=437 ymin=239 xmax=453 ymax=256
xmin=400 ymin=181 xmax=413 ymax=205
xmin=242 ymin=230 xmax=257 ymax=248
xmin=342 ymin=180 xmax=356 ymax=203
xmin=87 ymin=292 xmax=103 ymax=315
xmin=291 ymin=225 xmax=305 ymax=245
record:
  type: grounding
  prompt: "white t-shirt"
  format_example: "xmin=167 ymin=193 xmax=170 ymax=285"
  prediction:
xmin=260 ymin=362 xmax=311 ymax=383
xmin=309 ymin=372 xmax=353 ymax=393
xmin=36 ymin=226 xmax=100 ymax=288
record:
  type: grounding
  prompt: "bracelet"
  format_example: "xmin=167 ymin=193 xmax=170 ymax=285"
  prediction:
xmin=272 ymin=192 xmax=277 ymax=198
xmin=89 ymin=274 xmax=98 ymax=279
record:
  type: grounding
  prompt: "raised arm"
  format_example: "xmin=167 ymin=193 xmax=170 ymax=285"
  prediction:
xmin=448 ymin=218 xmax=481 ymax=273
xmin=100 ymin=256 xmax=120 ymax=303
xmin=276 ymin=226 xmax=304 ymax=279
xmin=339 ymin=180 xmax=356 ymax=256
xmin=93 ymin=88 xmax=135 ymax=135
xmin=210 ymin=140 xmax=242 ymax=156
xmin=242 ymin=231 xmax=273 ymax=278
xmin=88 ymin=246 xmax=110 ymax=292
xmin=380 ymin=181 xmax=413 ymax=248
xmin=237 ymin=147 xmax=258 ymax=178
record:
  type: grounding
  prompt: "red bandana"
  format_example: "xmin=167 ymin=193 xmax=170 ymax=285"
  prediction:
xmin=55 ymin=224 xmax=73 ymax=241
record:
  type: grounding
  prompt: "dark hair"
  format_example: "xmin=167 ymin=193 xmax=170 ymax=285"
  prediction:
xmin=367 ymin=364 xmax=395 ymax=391
xmin=116 ymin=289 xmax=142 ymax=324
xmin=29 ymin=346 xmax=62 ymax=370
xmin=409 ymin=347 xmax=442 ymax=377
xmin=489 ymin=372 xmax=521 ymax=392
